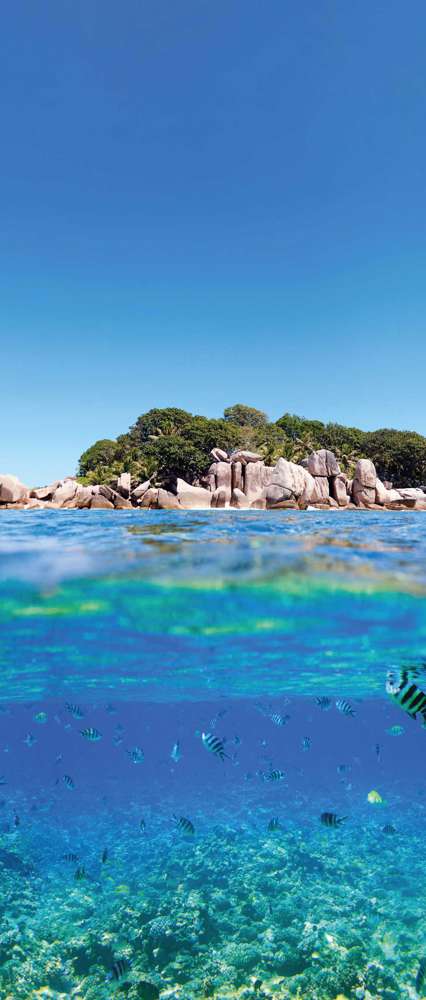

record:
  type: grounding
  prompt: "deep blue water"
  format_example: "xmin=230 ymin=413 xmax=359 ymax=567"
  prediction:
xmin=1 ymin=510 xmax=426 ymax=999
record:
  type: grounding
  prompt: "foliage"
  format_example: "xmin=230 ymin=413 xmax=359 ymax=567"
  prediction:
xmin=223 ymin=404 xmax=268 ymax=428
xmin=78 ymin=407 xmax=426 ymax=490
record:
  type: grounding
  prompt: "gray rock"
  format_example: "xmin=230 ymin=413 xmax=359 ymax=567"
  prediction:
xmin=271 ymin=458 xmax=315 ymax=501
xmin=231 ymin=488 xmax=249 ymax=508
xmin=352 ymin=484 xmax=376 ymax=507
xmin=0 ymin=474 xmax=30 ymax=503
xmin=210 ymin=448 xmax=228 ymax=463
xmin=176 ymin=479 xmax=212 ymax=509
xmin=398 ymin=487 xmax=426 ymax=500
xmin=354 ymin=459 xmax=376 ymax=488
xmin=307 ymin=449 xmax=340 ymax=477
xmin=310 ymin=477 xmax=330 ymax=501
xmin=244 ymin=461 xmax=265 ymax=499
xmin=157 ymin=489 xmax=181 ymax=510
xmin=331 ymin=474 xmax=349 ymax=507
xmin=112 ymin=493 xmax=133 ymax=509
xmin=375 ymin=478 xmax=388 ymax=505
xmin=116 ymin=472 xmax=131 ymax=498
xmin=231 ymin=462 xmax=243 ymax=493
xmin=250 ymin=497 xmax=267 ymax=509
xmin=212 ymin=487 xmax=231 ymax=508
xmin=262 ymin=484 xmax=293 ymax=506
xmin=74 ymin=486 xmax=94 ymax=508
xmin=215 ymin=462 xmax=232 ymax=490
xmin=139 ymin=488 xmax=159 ymax=507
xmin=90 ymin=495 xmax=114 ymax=509
xmin=31 ymin=481 xmax=61 ymax=500
xmin=52 ymin=480 xmax=78 ymax=506
xmin=230 ymin=450 xmax=262 ymax=464
xmin=131 ymin=479 xmax=151 ymax=499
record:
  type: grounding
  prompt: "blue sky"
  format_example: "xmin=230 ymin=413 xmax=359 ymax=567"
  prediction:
xmin=1 ymin=1 xmax=426 ymax=484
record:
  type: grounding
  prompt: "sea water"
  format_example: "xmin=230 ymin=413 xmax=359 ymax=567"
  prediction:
xmin=0 ymin=510 xmax=425 ymax=999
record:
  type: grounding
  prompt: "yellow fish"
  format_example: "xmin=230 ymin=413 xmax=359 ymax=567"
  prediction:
xmin=367 ymin=789 xmax=385 ymax=804
xmin=114 ymin=884 xmax=130 ymax=894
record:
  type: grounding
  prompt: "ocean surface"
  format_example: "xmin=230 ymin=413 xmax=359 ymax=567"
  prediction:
xmin=0 ymin=510 xmax=426 ymax=1000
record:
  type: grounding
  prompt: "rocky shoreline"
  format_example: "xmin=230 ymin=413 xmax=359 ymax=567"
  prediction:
xmin=2 ymin=447 xmax=426 ymax=511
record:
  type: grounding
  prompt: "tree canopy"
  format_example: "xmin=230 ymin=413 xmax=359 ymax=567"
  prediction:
xmin=78 ymin=406 xmax=426 ymax=489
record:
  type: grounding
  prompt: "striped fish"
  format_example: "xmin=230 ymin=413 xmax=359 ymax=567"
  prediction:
xmin=127 ymin=746 xmax=144 ymax=764
xmin=382 ymin=824 xmax=396 ymax=835
xmin=63 ymin=774 xmax=75 ymax=790
xmin=267 ymin=817 xmax=281 ymax=831
xmin=320 ymin=812 xmax=347 ymax=827
xmin=302 ymin=736 xmax=311 ymax=751
xmin=106 ymin=958 xmax=131 ymax=982
xmin=173 ymin=814 xmax=195 ymax=835
xmin=269 ymin=712 xmax=290 ymax=727
xmin=66 ymin=703 xmax=84 ymax=719
xmin=63 ymin=852 xmax=79 ymax=862
xmin=315 ymin=696 xmax=331 ymax=710
xmin=263 ymin=768 xmax=286 ymax=782
xmin=80 ymin=727 xmax=102 ymax=741
xmin=386 ymin=667 xmax=426 ymax=724
xmin=201 ymin=732 xmax=228 ymax=760
xmin=74 ymin=866 xmax=86 ymax=880
xmin=335 ymin=699 xmax=355 ymax=717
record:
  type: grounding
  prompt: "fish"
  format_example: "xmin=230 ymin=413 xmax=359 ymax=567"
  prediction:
xmin=386 ymin=725 xmax=405 ymax=736
xmin=13 ymin=814 xmax=20 ymax=828
xmin=139 ymin=819 xmax=146 ymax=833
xmin=259 ymin=738 xmax=268 ymax=748
xmin=337 ymin=763 xmax=351 ymax=774
xmin=24 ymin=733 xmax=36 ymax=747
xmin=74 ymin=866 xmax=86 ymax=880
xmin=232 ymin=735 xmax=241 ymax=745
xmin=34 ymin=711 xmax=48 ymax=724
xmin=171 ymin=741 xmax=181 ymax=763
xmin=267 ymin=817 xmax=281 ymax=831
xmin=367 ymin=789 xmax=384 ymax=804
xmin=201 ymin=732 xmax=229 ymax=760
xmin=320 ymin=812 xmax=347 ymax=827
xmin=173 ymin=814 xmax=195 ymax=835
xmin=382 ymin=824 xmax=396 ymax=835
xmin=65 ymin=703 xmax=84 ymax=719
xmin=113 ymin=734 xmax=124 ymax=746
xmin=63 ymin=853 xmax=79 ymax=862
xmin=416 ymin=957 xmax=426 ymax=996
xmin=335 ymin=699 xmax=355 ymax=717
xmin=301 ymin=736 xmax=311 ymax=751
xmin=375 ymin=743 xmax=381 ymax=759
xmin=101 ymin=848 xmax=109 ymax=863
xmin=386 ymin=667 xmax=426 ymax=724
xmin=315 ymin=696 xmax=331 ymax=710
xmin=105 ymin=703 xmax=117 ymax=714
xmin=80 ymin=727 xmax=102 ymax=741
xmin=0 ymin=777 xmax=7 ymax=786
xmin=55 ymin=753 xmax=63 ymax=764
xmin=106 ymin=958 xmax=131 ymax=982
xmin=262 ymin=769 xmax=286 ymax=782
xmin=127 ymin=746 xmax=144 ymax=764
xmin=269 ymin=712 xmax=290 ymax=726
xmin=63 ymin=775 xmax=75 ymax=790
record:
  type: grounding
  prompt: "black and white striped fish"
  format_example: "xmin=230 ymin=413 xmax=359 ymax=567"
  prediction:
xmin=201 ymin=732 xmax=229 ymax=760
xmin=335 ymin=699 xmax=355 ymax=717
xmin=66 ymin=703 xmax=84 ymax=719
xmin=80 ymin=727 xmax=102 ymax=741
xmin=63 ymin=852 xmax=79 ymax=862
xmin=416 ymin=957 xmax=426 ymax=996
xmin=320 ymin=812 xmax=347 ymax=827
xmin=262 ymin=768 xmax=286 ymax=782
xmin=269 ymin=712 xmax=291 ymax=727
xmin=106 ymin=957 xmax=131 ymax=982
xmin=386 ymin=666 xmax=426 ymax=725
xmin=267 ymin=817 xmax=281 ymax=831
xmin=315 ymin=696 xmax=331 ymax=711
xmin=173 ymin=814 xmax=195 ymax=835
xmin=382 ymin=824 xmax=396 ymax=835
xmin=63 ymin=774 xmax=75 ymax=790
xmin=74 ymin=865 xmax=86 ymax=880
xmin=127 ymin=746 xmax=144 ymax=764
xmin=302 ymin=736 xmax=311 ymax=751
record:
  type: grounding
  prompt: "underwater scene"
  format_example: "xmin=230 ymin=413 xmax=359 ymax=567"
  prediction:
xmin=1 ymin=510 xmax=426 ymax=1000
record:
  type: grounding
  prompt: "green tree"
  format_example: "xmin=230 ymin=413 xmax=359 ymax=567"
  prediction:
xmin=224 ymin=404 xmax=268 ymax=428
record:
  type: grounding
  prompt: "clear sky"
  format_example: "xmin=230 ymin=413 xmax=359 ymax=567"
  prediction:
xmin=1 ymin=1 xmax=426 ymax=485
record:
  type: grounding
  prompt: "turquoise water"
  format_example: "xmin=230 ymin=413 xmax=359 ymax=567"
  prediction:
xmin=0 ymin=510 xmax=426 ymax=999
